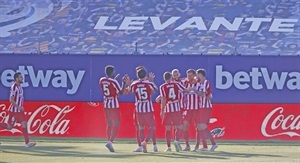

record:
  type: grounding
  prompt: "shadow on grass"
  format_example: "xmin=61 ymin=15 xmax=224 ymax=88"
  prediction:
xmin=0 ymin=144 xmax=284 ymax=160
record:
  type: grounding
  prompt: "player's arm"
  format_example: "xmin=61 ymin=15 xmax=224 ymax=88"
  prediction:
xmin=191 ymin=84 xmax=205 ymax=96
xmin=155 ymin=95 xmax=162 ymax=103
xmin=160 ymin=96 xmax=166 ymax=118
xmin=9 ymin=89 xmax=23 ymax=111
xmin=177 ymin=83 xmax=191 ymax=93
xmin=124 ymin=76 xmax=134 ymax=94
xmin=148 ymin=72 xmax=155 ymax=82
xmin=118 ymin=74 xmax=128 ymax=95
xmin=10 ymin=96 xmax=23 ymax=111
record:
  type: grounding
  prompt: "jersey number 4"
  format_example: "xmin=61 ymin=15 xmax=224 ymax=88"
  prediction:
xmin=168 ymin=88 xmax=176 ymax=100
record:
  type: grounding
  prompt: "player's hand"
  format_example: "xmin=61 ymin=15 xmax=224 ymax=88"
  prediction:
xmin=155 ymin=96 xmax=161 ymax=103
xmin=18 ymin=106 xmax=24 ymax=112
xmin=122 ymin=74 xmax=128 ymax=83
xmin=148 ymin=72 xmax=155 ymax=82
xmin=207 ymin=93 xmax=213 ymax=100
xmin=187 ymin=87 xmax=193 ymax=91
xmin=124 ymin=76 xmax=133 ymax=86
xmin=160 ymin=112 xmax=164 ymax=119
xmin=115 ymin=74 xmax=120 ymax=79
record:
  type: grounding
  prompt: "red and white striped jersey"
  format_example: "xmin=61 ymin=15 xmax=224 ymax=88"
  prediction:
xmin=130 ymin=80 xmax=157 ymax=113
xmin=199 ymin=79 xmax=213 ymax=108
xmin=99 ymin=77 xmax=122 ymax=109
xmin=173 ymin=78 xmax=187 ymax=109
xmin=184 ymin=80 xmax=200 ymax=110
xmin=160 ymin=81 xmax=186 ymax=113
xmin=8 ymin=83 xmax=24 ymax=112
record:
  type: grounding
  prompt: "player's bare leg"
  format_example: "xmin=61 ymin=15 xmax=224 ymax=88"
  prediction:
xmin=182 ymin=121 xmax=191 ymax=151
xmin=142 ymin=126 xmax=155 ymax=153
xmin=105 ymin=120 xmax=115 ymax=152
xmin=164 ymin=126 xmax=172 ymax=152
xmin=173 ymin=125 xmax=183 ymax=152
xmin=133 ymin=125 xmax=142 ymax=152
xmin=204 ymin=128 xmax=218 ymax=151
xmin=198 ymin=123 xmax=218 ymax=152
xmin=152 ymin=127 xmax=158 ymax=152
xmin=21 ymin=122 xmax=36 ymax=148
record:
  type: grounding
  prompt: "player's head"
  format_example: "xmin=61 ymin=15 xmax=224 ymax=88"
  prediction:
xmin=196 ymin=69 xmax=206 ymax=81
xmin=186 ymin=69 xmax=196 ymax=81
xmin=105 ymin=65 xmax=115 ymax=77
xmin=163 ymin=72 xmax=172 ymax=82
xmin=171 ymin=69 xmax=181 ymax=81
xmin=14 ymin=72 xmax=23 ymax=84
xmin=137 ymin=68 xmax=147 ymax=79
xmin=136 ymin=66 xmax=146 ymax=71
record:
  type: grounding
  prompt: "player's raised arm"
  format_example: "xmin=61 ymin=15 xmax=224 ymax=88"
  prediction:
xmin=118 ymin=74 xmax=129 ymax=95
xmin=124 ymin=76 xmax=134 ymax=94
xmin=148 ymin=72 xmax=155 ymax=82
xmin=155 ymin=95 xmax=162 ymax=103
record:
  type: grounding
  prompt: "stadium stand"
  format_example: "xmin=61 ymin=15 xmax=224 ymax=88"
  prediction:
xmin=0 ymin=0 xmax=299 ymax=55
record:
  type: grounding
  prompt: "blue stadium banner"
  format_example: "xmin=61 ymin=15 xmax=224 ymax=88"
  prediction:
xmin=0 ymin=55 xmax=299 ymax=103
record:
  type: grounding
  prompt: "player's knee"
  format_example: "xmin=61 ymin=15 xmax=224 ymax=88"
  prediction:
xmin=183 ymin=122 xmax=189 ymax=130
xmin=107 ymin=120 xmax=112 ymax=126
xmin=176 ymin=125 xmax=183 ymax=130
xmin=165 ymin=126 xmax=171 ymax=131
xmin=113 ymin=120 xmax=120 ymax=126
xmin=198 ymin=123 xmax=207 ymax=130
xmin=149 ymin=126 xmax=155 ymax=130
xmin=21 ymin=122 xmax=27 ymax=128
xmin=7 ymin=125 xmax=13 ymax=130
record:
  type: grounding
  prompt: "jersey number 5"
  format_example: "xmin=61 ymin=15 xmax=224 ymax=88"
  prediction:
xmin=103 ymin=84 xmax=110 ymax=96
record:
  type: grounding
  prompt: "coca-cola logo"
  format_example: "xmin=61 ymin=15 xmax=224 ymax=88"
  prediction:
xmin=261 ymin=107 xmax=300 ymax=137
xmin=0 ymin=104 xmax=74 ymax=135
xmin=86 ymin=102 xmax=100 ymax=107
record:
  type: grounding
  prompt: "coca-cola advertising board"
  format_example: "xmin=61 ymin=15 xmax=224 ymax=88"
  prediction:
xmin=0 ymin=55 xmax=299 ymax=103
xmin=0 ymin=101 xmax=299 ymax=141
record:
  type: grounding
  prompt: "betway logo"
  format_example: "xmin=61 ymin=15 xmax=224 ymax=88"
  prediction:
xmin=0 ymin=66 xmax=85 ymax=94
xmin=95 ymin=16 xmax=298 ymax=32
xmin=216 ymin=65 xmax=300 ymax=90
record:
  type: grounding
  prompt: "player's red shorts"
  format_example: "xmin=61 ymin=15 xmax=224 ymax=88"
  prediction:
xmin=162 ymin=111 xmax=182 ymax=126
xmin=136 ymin=112 xmax=155 ymax=127
xmin=8 ymin=111 xmax=27 ymax=125
xmin=104 ymin=108 xmax=120 ymax=122
xmin=182 ymin=109 xmax=198 ymax=123
xmin=197 ymin=108 xmax=212 ymax=124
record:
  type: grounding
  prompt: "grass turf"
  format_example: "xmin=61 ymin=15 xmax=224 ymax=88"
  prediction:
xmin=0 ymin=137 xmax=299 ymax=163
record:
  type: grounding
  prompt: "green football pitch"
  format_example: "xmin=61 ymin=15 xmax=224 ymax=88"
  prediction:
xmin=0 ymin=137 xmax=299 ymax=163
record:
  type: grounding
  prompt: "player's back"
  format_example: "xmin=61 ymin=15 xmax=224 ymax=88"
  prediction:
xmin=99 ymin=77 xmax=121 ymax=98
xmin=160 ymin=81 xmax=184 ymax=103
xmin=130 ymin=80 xmax=157 ymax=113
xmin=160 ymin=81 xmax=185 ymax=112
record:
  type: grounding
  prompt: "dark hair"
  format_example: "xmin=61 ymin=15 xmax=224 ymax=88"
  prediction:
xmin=197 ymin=69 xmax=206 ymax=77
xmin=136 ymin=66 xmax=146 ymax=71
xmin=14 ymin=72 xmax=22 ymax=81
xmin=105 ymin=65 xmax=114 ymax=76
xmin=186 ymin=69 xmax=196 ymax=75
xmin=164 ymin=72 xmax=172 ymax=81
xmin=137 ymin=69 xmax=147 ymax=79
